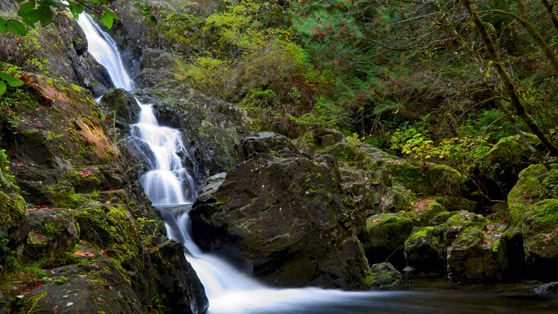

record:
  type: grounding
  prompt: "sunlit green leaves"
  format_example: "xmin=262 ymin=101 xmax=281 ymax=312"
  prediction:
xmin=0 ymin=81 xmax=6 ymax=97
xmin=0 ymin=73 xmax=24 ymax=87
xmin=0 ymin=73 xmax=24 ymax=97
xmin=67 ymin=1 xmax=84 ymax=19
xmin=6 ymin=19 xmax=27 ymax=36
xmin=101 ymin=8 xmax=119 ymax=29
xmin=16 ymin=0 xmax=53 ymax=28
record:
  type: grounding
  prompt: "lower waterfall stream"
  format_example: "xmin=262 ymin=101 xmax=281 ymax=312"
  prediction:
xmin=76 ymin=12 xmax=558 ymax=314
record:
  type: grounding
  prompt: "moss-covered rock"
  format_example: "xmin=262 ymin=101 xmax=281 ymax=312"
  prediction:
xmin=0 ymin=191 xmax=26 ymax=232
xmin=26 ymin=208 xmax=79 ymax=268
xmin=17 ymin=257 xmax=144 ymax=314
xmin=360 ymin=212 xmax=414 ymax=268
xmin=191 ymin=132 xmax=369 ymax=289
xmin=100 ymin=88 xmax=140 ymax=127
xmin=426 ymin=165 xmax=464 ymax=196
xmin=478 ymin=133 xmax=540 ymax=198
xmin=443 ymin=210 xmax=490 ymax=246
xmin=446 ymin=219 xmax=507 ymax=281
xmin=407 ymin=199 xmax=446 ymax=227
xmin=365 ymin=262 xmax=403 ymax=290
xmin=404 ymin=226 xmax=444 ymax=272
xmin=521 ymin=199 xmax=558 ymax=280
xmin=0 ymin=191 xmax=29 ymax=265
xmin=508 ymin=164 xmax=558 ymax=224
xmin=296 ymin=128 xmax=434 ymax=218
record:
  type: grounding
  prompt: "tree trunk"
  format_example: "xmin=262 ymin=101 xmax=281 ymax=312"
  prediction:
xmin=541 ymin=0 xmax=558 ymax=33
xmin=460 ymin=0 xmax=558 ymax=157
xmin=515 ymin=0 xmax=558 ymax=75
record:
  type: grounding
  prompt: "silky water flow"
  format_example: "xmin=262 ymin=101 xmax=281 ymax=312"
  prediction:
xmin=76 ymin=12 xmax=558 ymax=314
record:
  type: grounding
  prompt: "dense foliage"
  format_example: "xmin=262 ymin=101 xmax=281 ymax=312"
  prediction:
xmin=2 ymin=0 xmax=558 ymax=199
xmin=169 ymin=1 xmax=556 ymax=144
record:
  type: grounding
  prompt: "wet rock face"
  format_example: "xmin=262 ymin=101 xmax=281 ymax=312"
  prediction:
xmin=150 ymin=241 xmax=209 ymax=314
xmin=100 ymin=88 xmax=140 ymax=127
xmin=404 ymin=226 xmax=444 ymax=272
xmin=535 ymin=282 xmax=558 ymax=298
xmin=136 ymin=86 xmax=252 ymax=183
xmin=366 ymin=262 xmax=403 ymax=290
xmin=0 ymin=76 xmax=207 ymax=314
xmin=191 ymin=132 xmax=369 ymax=289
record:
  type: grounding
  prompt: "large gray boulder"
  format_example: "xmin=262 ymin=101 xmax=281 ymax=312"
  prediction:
xmin=191 ymin=132 xmax=369 ymax=289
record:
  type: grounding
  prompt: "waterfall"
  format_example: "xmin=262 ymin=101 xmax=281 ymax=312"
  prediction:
xmin=76 ymin=14 xmax=134 ymax=91
xmin=73 ymin=11 xmax=557 ymax=314
xmin=76 ymin=12 xmax=375 ymax=313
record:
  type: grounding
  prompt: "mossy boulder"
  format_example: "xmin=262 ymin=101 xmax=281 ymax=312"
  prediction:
xmin=508 ymin=164 xmax=558 ymax=224
xmin=26 ymin=208 xmax=79 ymax=268
xmin=296 ymin=128 xmax=433 ymax=217
xmin=0 ymin=191 xmax=26 ymax=233
xmin=446 ymin=218 xmax=507 ymax=281
xmin=100 ymin=88 xmax=140 ymax=127
xmin=426 ymin=165 xmax=464 ymax=196
xmin=0 ymin=191 xmax=29 ymax=259
xmin=478 ymin=133 xmax=540 ymax=197
xmin=365 ymin=262 xmax=403 ymax=290
xmin=443 ymin=211 xmax=490 ymax=246
xmin=71 ymin=204 xmax=139 ymax=261
xmin=406 ymin=199 xmax=446 ymax=227
xmin=521 ymin=199 xmax=558 ymax=280
xmin=360 ymin=213 xmax=414 ymax=268
xmin=191 ymin=132 xmax=369 ymax=289
xmin=404 ymin=226 xmax=445 ymax=272
xmin=17 ymin=256 xmax=145 ymax=314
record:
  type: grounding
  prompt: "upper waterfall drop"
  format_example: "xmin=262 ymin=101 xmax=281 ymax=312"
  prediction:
xmin=76 ymin=13 xmax=134 ymax=91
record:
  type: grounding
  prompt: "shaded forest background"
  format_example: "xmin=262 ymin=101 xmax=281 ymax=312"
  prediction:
xmin=142 ymin=0 xmax=558 ymax=202
xmin=2 ymin=0 xmax=558 ymax=203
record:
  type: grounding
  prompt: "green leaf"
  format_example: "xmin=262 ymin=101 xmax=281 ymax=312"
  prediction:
xmin=0 ymin=73 xmax=24 ymax=87
xmin=0 ymin=81 xmax=6 ymax=97
xmin=68 ymin=1 xmax=84 ymax=19
xmin=37 ymin=4 xmax=53 ymax=27
xmin=101 ymin=8 xmax=119 ymax=29
xmin=7 ymin=19 xmax=27 ymax=36
xmin=17 ymin=0 xmax=35 ymax=15
xmin=0 ymin=18 xmax=8 ymax=33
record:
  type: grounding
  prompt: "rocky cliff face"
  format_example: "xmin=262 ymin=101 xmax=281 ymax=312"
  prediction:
xmin=0 ymin=74 xmax=207 ymax=313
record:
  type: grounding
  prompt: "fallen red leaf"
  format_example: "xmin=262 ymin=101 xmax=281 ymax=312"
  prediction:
xmin=74 ymin=250 xmax=94 ymax=257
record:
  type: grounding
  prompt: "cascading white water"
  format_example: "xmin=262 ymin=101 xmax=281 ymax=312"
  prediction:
xmin=76 ymin=12 xmax=371 ymax=313
xmin=76 ymin=14 xmax=134 ymax=91
xmin=74 ymin=12 xmax=558 ymax=314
